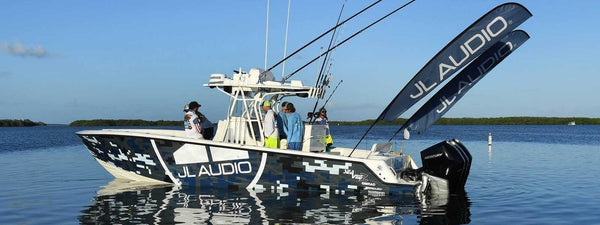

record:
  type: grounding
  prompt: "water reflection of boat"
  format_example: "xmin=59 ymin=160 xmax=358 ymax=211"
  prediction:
xmin=95 ymin=178 xmax=173 ymax=196
xmin=79 ymin=180 xmax=471 ymax=224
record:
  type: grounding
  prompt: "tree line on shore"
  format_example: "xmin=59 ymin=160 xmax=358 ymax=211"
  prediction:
xmin=66 ymin=117 xmax=600 ymax=126
xmin=0 ymin=119 xmax=46 ymax=127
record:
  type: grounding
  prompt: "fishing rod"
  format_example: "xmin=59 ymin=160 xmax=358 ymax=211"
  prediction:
xmin=310 ymin=1 xmax=346 ymax=118
xmin=314 ymin=0 xmax=345 ymax=90
xmin=309 ymin=80 xmax=343 ymax=123
xmin=267 ymin=0 xmax=383 ymax=73
xmin=283 ymin=0 xmax=417 ymax=83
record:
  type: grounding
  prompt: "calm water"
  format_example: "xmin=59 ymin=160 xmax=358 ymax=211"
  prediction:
xmin=0 ymin=125 xmax=598 ymax=224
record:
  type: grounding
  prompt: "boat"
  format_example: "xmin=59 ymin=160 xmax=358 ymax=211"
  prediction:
xmin=77 ymin=70 xmax=470 ymax=197
xmin=568 ymin=121 xmax=576 ymax=126
xmin=76 ymin=2 xmax=532 ymax=198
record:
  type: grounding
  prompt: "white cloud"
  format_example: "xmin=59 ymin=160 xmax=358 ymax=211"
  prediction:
xmin=1 ymin=41 xmax=50 ymax=57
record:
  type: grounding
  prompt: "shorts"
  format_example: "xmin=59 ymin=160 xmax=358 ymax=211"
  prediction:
xmin=264 ymin=137 xmax=280 ymax=149
xmin=288 ymin=142 xmax=301 ymax=150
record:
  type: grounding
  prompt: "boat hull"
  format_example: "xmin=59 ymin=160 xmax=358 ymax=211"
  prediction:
xmin=78 ymin=131 xmax=416 ymax=196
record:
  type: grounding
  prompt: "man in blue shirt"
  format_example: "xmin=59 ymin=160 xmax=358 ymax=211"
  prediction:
xmin=284 ymin=103 xmax=304 ymax=150
xmin=276 ymin=101 xmax=289 ymax=139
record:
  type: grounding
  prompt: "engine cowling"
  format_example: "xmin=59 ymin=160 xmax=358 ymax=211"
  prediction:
xmin=420 ymin=139 xmax=472 ymax=194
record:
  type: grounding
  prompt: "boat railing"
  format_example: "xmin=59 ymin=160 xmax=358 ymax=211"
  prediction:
xmin=213 ymin=117 xmax=261 ymax=146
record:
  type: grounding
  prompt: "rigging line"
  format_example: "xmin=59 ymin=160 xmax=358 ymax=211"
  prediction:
xmin=281 ymin=0 xmax=292 ymax=78
xmin=268 ymin=0 xmax=383 ymax=72
xmin=347 ymin=1 xmax=418 ymax=158
xmin=284 ymin=0 xmax=417 ymax=83
xmin=389 ymin=123 xmax=408 ymax=142
xmin=310 ymin=0 xmax=346 ymax=122
xmin=349 ymin=113 xmax=383 ymax=156
xmin=264 ymin=0 xmax=270 ymax=70
xmin=349 ymin=65 xmax=407 ymax=155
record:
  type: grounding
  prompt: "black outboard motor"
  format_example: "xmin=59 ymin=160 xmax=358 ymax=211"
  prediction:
xmin=420 ymin=139 xmax=472 ymax=194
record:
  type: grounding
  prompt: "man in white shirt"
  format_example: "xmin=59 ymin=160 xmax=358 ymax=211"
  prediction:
xmin=188 ymin=101 xmax=214 ymax=140
xmin=262 ymin=100 xmax=279 ymax=148
xmin=184 ymin=104 xmax=203 ymax=139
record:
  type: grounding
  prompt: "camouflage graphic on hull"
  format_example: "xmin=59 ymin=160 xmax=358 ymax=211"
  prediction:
xmin=78 ymin=134 xmax=415 ymax=196
xmin=79 ymin=135 xmax=169 ymax=182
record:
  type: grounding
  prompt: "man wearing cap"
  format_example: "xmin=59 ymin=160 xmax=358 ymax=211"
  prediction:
xmin=314 ymin=107 xmax=333 ymax=152
xmin=184 ymin=102 xmax=203 ymax=139
xmin=188 ymin=101 xmax=214 ymax=140
xmin=262 ymin=100 xmax=279 ymax=148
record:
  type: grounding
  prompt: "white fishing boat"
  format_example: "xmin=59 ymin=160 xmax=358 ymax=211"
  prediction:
xmin=77 ymin=2 xmax=533 ymax=197
xmin=77 ymin=68 xmax=470 ymax=197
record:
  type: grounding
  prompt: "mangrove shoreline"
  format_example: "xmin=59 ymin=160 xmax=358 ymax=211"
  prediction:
xmin=0 ymin=119 xmax=47 ymax=127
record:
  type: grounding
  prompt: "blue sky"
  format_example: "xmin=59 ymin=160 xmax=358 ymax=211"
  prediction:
xmin=1 ymin=0 xmax=599 ymax=124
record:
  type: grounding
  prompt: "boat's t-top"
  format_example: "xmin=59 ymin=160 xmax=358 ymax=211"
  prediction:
xmin=203 ymin=68 xmax=326 ymax=148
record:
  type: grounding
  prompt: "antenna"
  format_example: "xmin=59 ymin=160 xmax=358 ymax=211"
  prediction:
xmin=284 ymin=0 xmax=417 ymax=83
xmin=267 ymin=0 xmax=383 ymax=72
xmin=264 ymin=0 xmax=270 ymax=70
xmin=281 ymin=0 xmax=292 ymax=78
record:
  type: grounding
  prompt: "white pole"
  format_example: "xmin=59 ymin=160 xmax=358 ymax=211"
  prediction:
xmin=281 ymin=0 xmax=292 ymax=78
xmin=488 ymin=132 xmax=492 ymax=152
xmin=264 ymin=0 xmax=270 ymax=70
